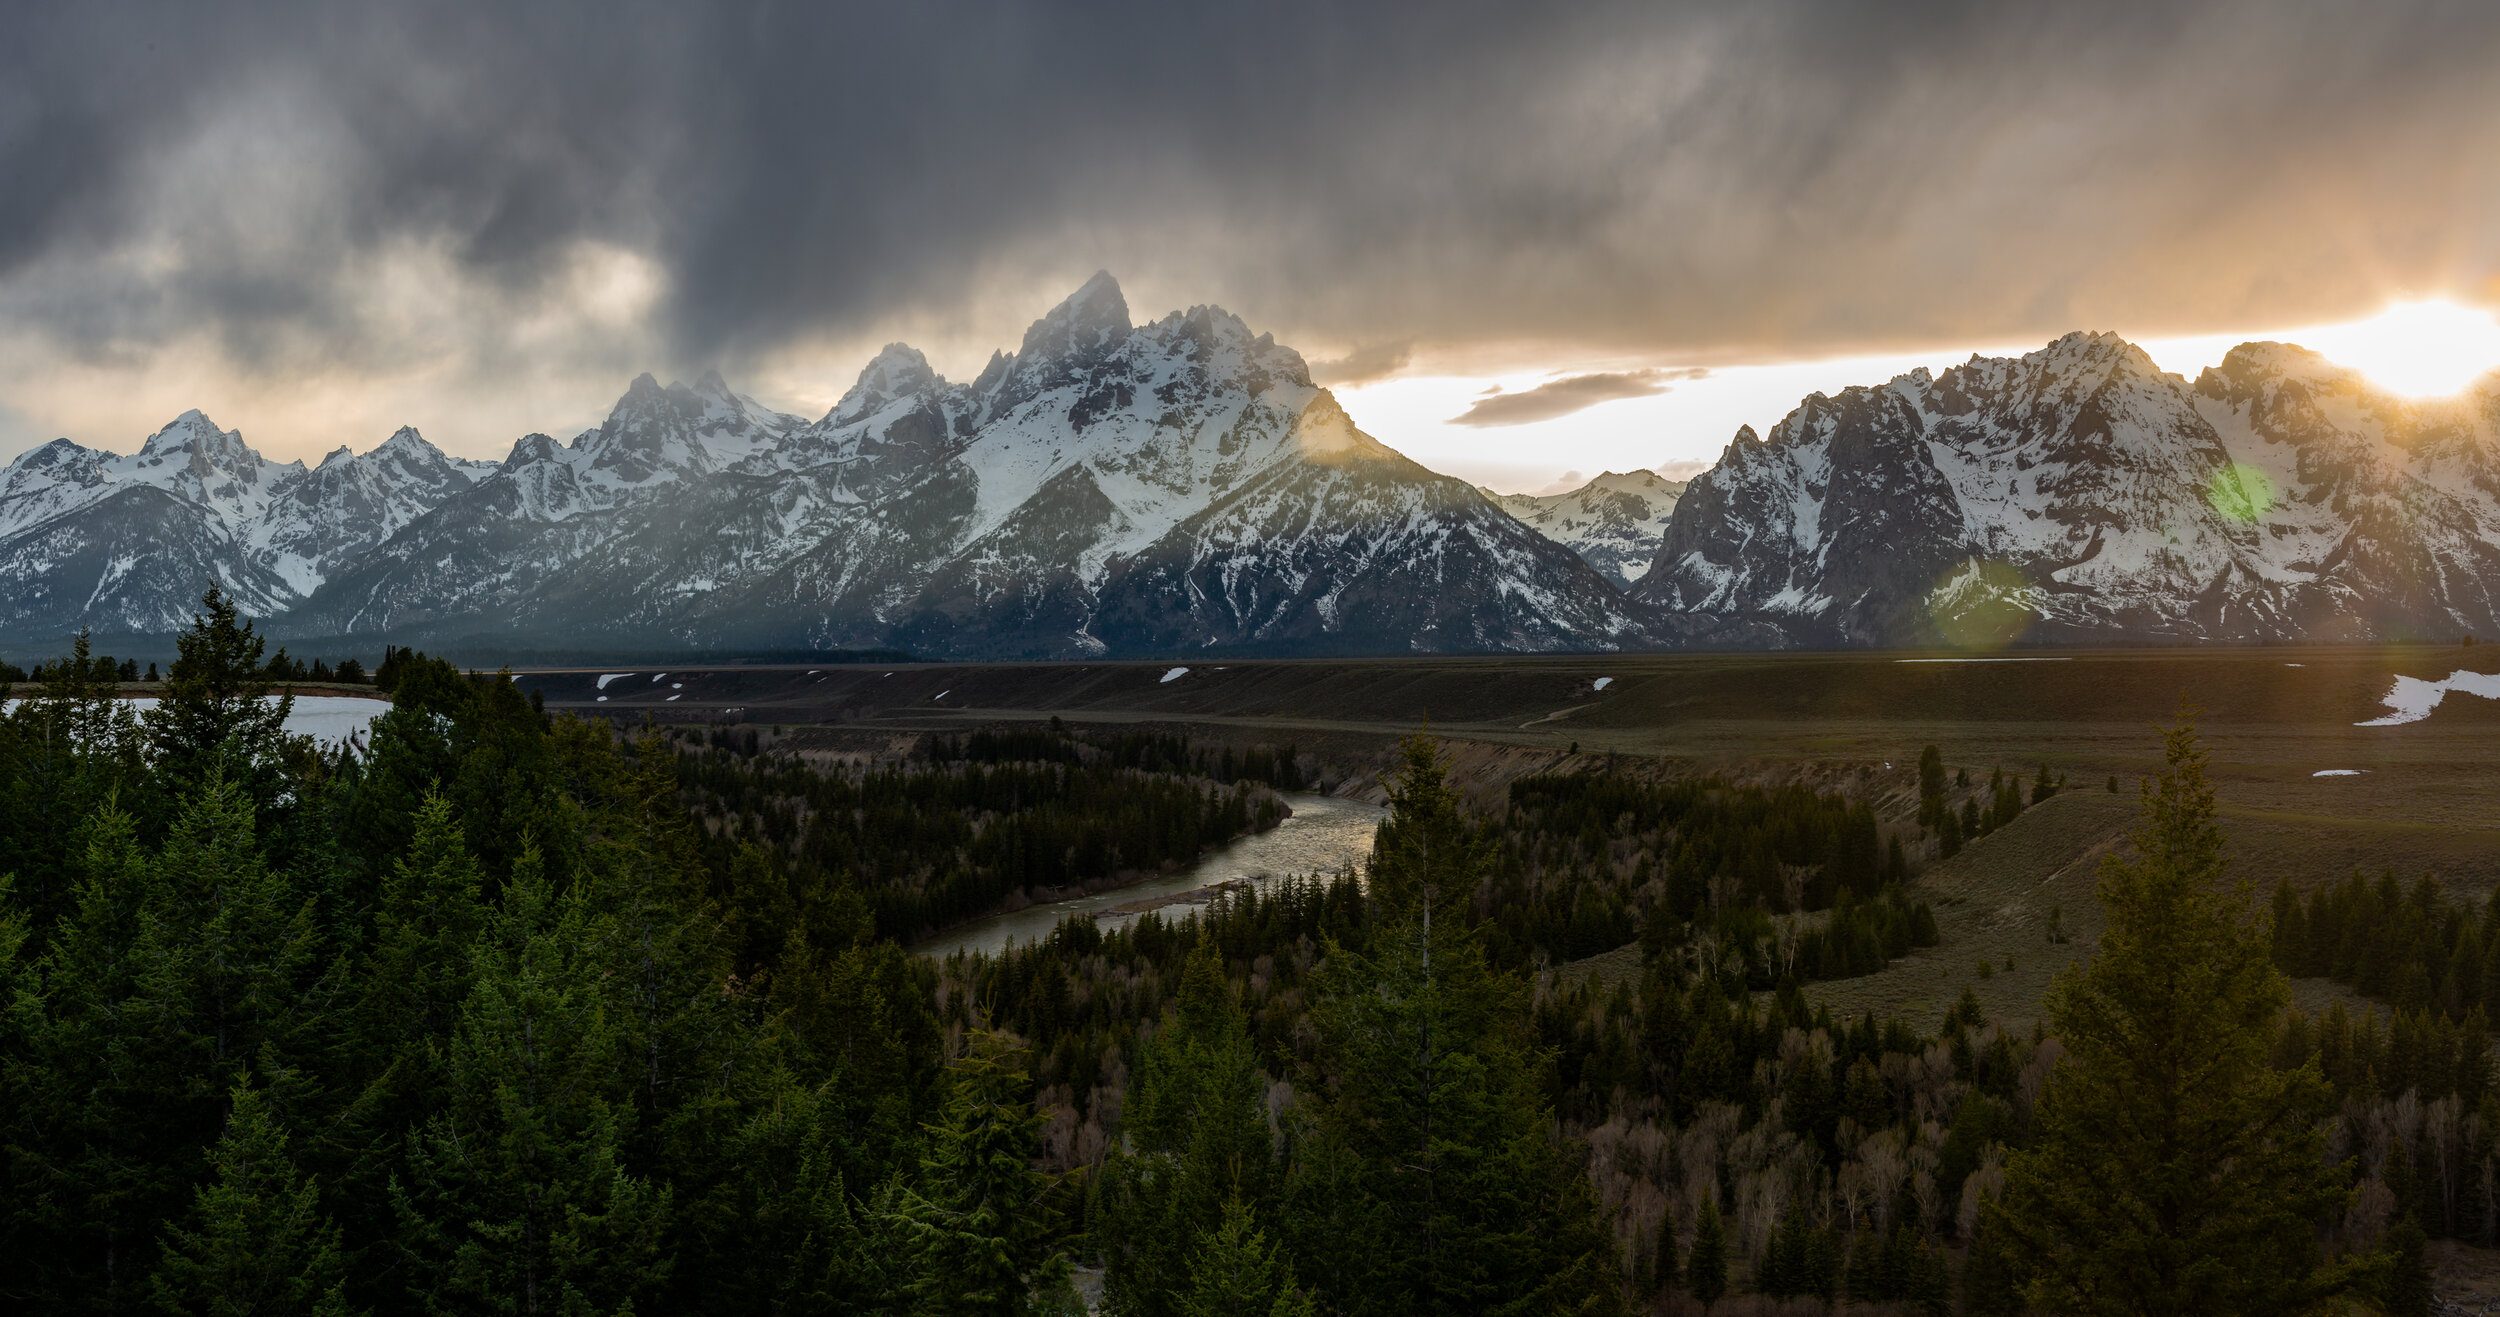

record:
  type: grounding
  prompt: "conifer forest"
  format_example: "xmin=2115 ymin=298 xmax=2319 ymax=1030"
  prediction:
xmin=0 ymin=598 xmax=2471 ymax=1316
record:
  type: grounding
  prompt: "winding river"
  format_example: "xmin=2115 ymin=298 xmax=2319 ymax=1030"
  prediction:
xmin=912 ymin=791 xmax=1387 ymax=961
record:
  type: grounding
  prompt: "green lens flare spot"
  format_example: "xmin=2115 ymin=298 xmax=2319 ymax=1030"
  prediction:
xmin=1929 ymin=559 xmax=2035 ymax=649
xmin=2207 ymin=463 xmax=2274 ymax=522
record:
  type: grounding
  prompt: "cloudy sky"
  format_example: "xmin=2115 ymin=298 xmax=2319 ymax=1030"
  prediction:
xmin=5 ymin=0 xmax=2498 ymax=490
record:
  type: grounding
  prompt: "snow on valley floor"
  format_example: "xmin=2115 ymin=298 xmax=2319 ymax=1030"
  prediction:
xmin=2358 ymin=671 xmax=2500 ymax=726
xmin=4 ymin=695 xmax=386 ymax=747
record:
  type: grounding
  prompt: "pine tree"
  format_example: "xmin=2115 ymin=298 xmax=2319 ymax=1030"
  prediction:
xmin=1281 ymin=735 xmax=1618 ymax=1316
xmin=145 ymin=768 xmax=330 ymax=1093
xmin=1686 ymin=1198 xmax=1727 ymax=1314
xmin=886 ymin=1033 xmax=1068 ymax=1315
xmin=352 ymin=792 xmax=488 ymax=1100
xmin=1650 ymin=1203 xmax=1678 ymax=1298
xmin=0 ymin=808 xmax=189 ymax=1311
xmin=698 ymin=1074 xmax=895 ymax=1315
xmin=149 ymin=1079 xmax=352 ymax=1317
xmin=393 ymin=844 xmax=671 ymax=1317
xmin=1990 ymin=711 xmax=2361 ymax=1316
xmin=1100 ymin=936 xmax=1285 ymax=1317
xmin=1177 ymin=1201 xmax=1317 ymax=1317
xmin=145 ymin=588 xmax=294 ymax=807
xmin=2376 ymin=1216 xmax=2432 ymax=1317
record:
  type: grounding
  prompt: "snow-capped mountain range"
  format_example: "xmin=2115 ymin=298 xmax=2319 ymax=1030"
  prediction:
xmin=0 ymin=415 xmax=495 ymax=634
xmin=1 ymin=275 xmax=1651 ymax=656
xmin=1483 ymin=471 xmax=1685 ymax=588
xmin=8 ymin=280 xmax=2498 ymax=656
xmin=1636 ymin=331 xmax=2500 ymax=644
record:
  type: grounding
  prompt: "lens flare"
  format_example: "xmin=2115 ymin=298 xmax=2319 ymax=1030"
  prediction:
xmin=1927 ymin=559 xmax=2036 ymax=650
xmin=2295 ymin=300 xmax=2500 ymax=397
xmin=2206 ymin=463 xmax=2274 ymax=523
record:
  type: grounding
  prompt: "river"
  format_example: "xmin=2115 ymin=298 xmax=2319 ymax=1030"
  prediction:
xmin=911 ymin=791 xmax=1388 ymax=961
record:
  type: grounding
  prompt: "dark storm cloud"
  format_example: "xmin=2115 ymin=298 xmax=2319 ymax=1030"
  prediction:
xmin=1311 ymin=341 xmax=1415 ymax=386
xmin=1451 ymin=368 xmax=1710 ymax=427
xmin=6 ymin=0 xmax=2500 ymax=394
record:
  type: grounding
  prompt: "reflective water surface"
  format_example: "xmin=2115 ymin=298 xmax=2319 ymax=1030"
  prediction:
xmin=912 ymin=792 xmax=1386 ymax=961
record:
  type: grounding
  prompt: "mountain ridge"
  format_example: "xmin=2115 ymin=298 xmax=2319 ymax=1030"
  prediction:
xmin=10 ymin=295 xmax=2500 ymax=656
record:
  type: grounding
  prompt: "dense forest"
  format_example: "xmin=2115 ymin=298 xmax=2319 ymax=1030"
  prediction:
xmin=671 ymin=720 xmax=1294 ymax=942
xmin=0 ymin=591 xmax=2453 ymax=1314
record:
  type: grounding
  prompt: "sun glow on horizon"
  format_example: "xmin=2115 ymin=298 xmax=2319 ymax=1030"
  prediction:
xmin=2289 ymin=299 xmax=2500 ymax=398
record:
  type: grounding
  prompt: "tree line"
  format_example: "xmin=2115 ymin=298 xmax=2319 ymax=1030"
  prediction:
xmin=0 ymin=589 xmax=2444 ymax=1314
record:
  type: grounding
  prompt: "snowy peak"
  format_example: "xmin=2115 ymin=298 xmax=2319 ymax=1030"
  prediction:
xmin=577 ymin=370 xmax=803 ymax=483
xmin=987 ymin=272 xmax=1135 ymax=410
xmin=831 ymin=343 xmax=947 ymax=424
xmin=1488 ymin=470 xmax=1687 ymax=588
xmin=0 ymin=411 xmax=510 ymax=630
xmin=1029 ymin=270 xmax=1130 ymax=354
xmin=1638 ymin=328 xmax=2500 ymax=645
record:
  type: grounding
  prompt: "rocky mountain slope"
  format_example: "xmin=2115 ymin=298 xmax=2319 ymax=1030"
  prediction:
xmin=1632 ymin=331 xmax=2500 ymax=645
xmin=0 ymin=414 xmax=493 ymax=635
xmin=291 ymin=274 xmax=1650 ymax=657
xmin=1484 ymin=470 xmax=1685 ymax=587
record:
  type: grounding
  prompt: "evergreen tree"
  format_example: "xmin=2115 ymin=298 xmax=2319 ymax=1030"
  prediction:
xmin=145 ymin=588 xmax=295 ymax=809
xmin=1916 ymin=746 xmax=1946 ymax=830
xmin=393 ymin=845 xmax=670 ymax=1316
xmin=145 ymin=769 xmax=331 ymax=1095
xmin=1177 ymin=1201 xmax=1316 ymax=1317
xmin=0 ymin=630 xmax=153 ymax=935
xmin=352 ymin=793 xmax=489 ymax=1102
xmin=1649 ymin=1204 xmax=1678 ymax=1298
xmin=1990 ymin=712 xmax=2360 ymax=1316
xmin=887 ymin=1033 xmax=1068 ymax=1316
xmin=696 ymin=1075 xmax=895 ymax=1315
xmin=1 ymin=808 xmax=189 ymax=1312
xmin=1685 ymin=1198 xmax=1727 ymax=1314
xmin=1281 ymin=736 xmax=1618 ymax=1316
xmin=149 ymin=1079 xmax=353 ymax=1317
xmin=1100 ymin=936 xmax=1284 ymax=1317
xmin=2375 ymin=1216 xmax=2432 ymax=1317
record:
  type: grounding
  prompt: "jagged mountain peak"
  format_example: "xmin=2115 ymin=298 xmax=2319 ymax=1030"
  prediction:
xmin=830 ymin=342 xmax=946 ymax=424
xmin=1012 ymin=271 xmax=1132 ymax=369
xmin=505 ymin=433 xmax=565 ymax=466
xmin=138 ymin=408 xmax=250 ymax=460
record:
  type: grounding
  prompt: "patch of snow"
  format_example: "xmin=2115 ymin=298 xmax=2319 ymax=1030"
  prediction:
xmin=671 ymin=683 xmax=682 ymax=690
xmin=667 ymin=694 xmax=680 ymax=701
xmin=651 ymin=672 xmax=668 ymax=682
xmin=934 ymin=690 xmax=950 ymax=700
xmin=1592 ymin=677 xmax=1614 ymax=691
xmin=597 ymin=696 xmax=608 ymax=702
xmin=2313 ymin=769 xmax=2366 ymax=777
xmin=1161 ymin=667 xmax=1190 ymax=683
xmin=2357 ymin=670 xmax=2500 ymax=726
xmin=596 ymin=672 xmax=634 ymax=689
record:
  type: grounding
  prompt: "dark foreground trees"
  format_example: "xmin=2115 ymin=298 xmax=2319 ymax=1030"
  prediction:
xmin=1992 ymin=711 xmax=2364 ymax=1316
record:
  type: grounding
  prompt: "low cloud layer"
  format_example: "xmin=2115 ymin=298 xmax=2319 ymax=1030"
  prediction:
xmin=1451 ymin=368 xmax=1711 ymax=427
xmin=4 ymin=1 xmax=2499 ymax=459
